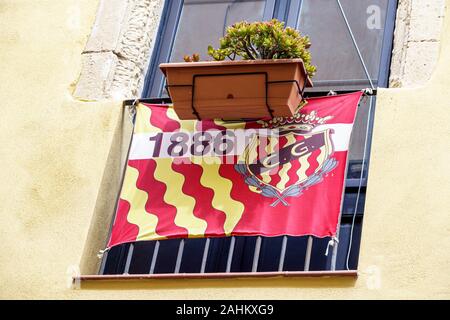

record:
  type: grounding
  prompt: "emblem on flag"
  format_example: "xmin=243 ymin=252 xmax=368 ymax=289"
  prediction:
xmin=107 ymin=92 xmax=362 ymax=248
xmin=235 ymin=118 xmax=337 ymax=206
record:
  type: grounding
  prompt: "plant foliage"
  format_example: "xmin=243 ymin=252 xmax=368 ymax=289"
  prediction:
xmin=207 ymin=19 xmax=316 ymax=77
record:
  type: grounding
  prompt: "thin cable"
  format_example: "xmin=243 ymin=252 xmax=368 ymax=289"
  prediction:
xmin=336 ymin=0 xmax=375 ymax=90
xmin=345 ymin=95 xmax=373 ymax=270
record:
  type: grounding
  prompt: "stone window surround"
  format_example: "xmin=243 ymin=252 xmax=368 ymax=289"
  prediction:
xmin=73 ymin=0 xmax=446 ymax=101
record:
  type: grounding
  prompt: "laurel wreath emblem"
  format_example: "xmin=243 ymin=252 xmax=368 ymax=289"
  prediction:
xmin=234 ymin=158 xmax=338 ymax=207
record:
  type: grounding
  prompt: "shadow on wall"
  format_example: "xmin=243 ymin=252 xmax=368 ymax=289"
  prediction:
xmin=79 ymin=105 xmax=134 ymax=275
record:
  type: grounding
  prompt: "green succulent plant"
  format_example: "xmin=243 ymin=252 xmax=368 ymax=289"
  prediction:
xmin=207 ymin=19 xmax=316 ymax=78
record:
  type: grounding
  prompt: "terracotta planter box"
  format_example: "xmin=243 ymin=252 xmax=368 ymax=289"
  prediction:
xmin=160 ymin=59 xmax=313 ymax=120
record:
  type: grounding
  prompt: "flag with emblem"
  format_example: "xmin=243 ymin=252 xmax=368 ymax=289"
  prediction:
xmin=107 ymin=92 xmax=362 ymax=248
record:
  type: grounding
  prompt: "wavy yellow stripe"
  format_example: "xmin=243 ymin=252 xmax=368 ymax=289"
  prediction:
xmin=260 ymin=136 xmax=276 ymax=184
xmin=180 ymin=120 xmax=197 ymax=132
xmin=276 ymin=133 xmax=296 ymax=191
xmin=295 ymin=134 xmax=312 ymax=185
xmin=193 ymin=156 xmax=221 ymax=165
xmin=315 ymin=146 xmax=327 ymax=174
xmin=153 ymin=158 xmax=207 ymax=237
xmin=240 ymin=133 xmax=258 ymax=165
xmin=195 ymin=157 xmax=245 ymax=235
xmin=235 ymin=138 xmax=261 ymax=194
xmin=134 ymin=104 xmax=162 ymax=133
xmin=296 ymin=155 xmax=310 ymax=185
xmin=214 ymin=119 xmax=247 ymax=130
xmin=165 ymin=106 xmax=179 ymax=121
xmin=276 ymin=162 xmax=291 ymax=191
xmin=121 ymin=166 xmax=162 ymax=241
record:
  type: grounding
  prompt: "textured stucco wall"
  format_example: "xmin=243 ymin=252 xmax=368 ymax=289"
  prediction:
xmin=0 ymin=0 xmax=449 ymax=299
xmin=0 ymin=0 xmax=124 ymax=297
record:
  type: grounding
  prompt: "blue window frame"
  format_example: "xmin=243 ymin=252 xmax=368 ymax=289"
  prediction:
xmin=101 ymin=0 xmax=398 ymax=275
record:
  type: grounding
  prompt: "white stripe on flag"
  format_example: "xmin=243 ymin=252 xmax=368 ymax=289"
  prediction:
xmin=129 ymin=124 xmax=354 ymax=160
xmin=312 ymin=123 xmax=354 ymax=152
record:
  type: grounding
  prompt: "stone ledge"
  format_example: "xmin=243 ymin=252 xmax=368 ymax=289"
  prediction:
xmin=74 ymin=0 xmax=164 ymax=101
xmin=389 ymin=0 xmax=446 ymax=88
xmin=84 ymin=0 xmax=130 ymax=52
xmin=73 ymin=52 xmax=118 ymax=100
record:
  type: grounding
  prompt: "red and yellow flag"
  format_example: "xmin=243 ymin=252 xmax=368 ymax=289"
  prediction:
xmin=107 ymin=92 xmax=362 ymax=248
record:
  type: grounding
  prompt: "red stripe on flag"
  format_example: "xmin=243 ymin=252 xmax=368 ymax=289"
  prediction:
xmin=305 ymin=148 xmax=321 ymax=177
xmin=107 ymin=199 xmax=139 ymax=247
xmin=244 ymin=120 xmax=267 ymax=129
xmin=128 ymin=159 xmax=189 ymax=238
xmin=144 ymin=104 xmax=181 ymax=132
xmin=286 ymin=154 xmax=301 ymax=188
xmin=266 ymin=137 xmax=281 ymax=187
xmin=218 ymin=161 xmax=284 ymax=235
xmin=198 ymin=120 xmax=226 ymax=131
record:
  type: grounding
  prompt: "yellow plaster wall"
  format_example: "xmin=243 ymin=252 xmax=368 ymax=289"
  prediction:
xmin=0 ymin=0 xmax=123 ymax=298
xmin=0 ymin=0 xmax=449 ymax=299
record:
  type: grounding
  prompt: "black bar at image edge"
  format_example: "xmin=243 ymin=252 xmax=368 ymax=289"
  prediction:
xmin=0 ymin=300 xmax=446 ymax=318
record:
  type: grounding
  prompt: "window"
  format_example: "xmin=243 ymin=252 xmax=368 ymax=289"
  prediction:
xmin=101 ymin=0 xmax=397 ymax=276
xmin=299 ymin=0 xmax=392 ymax=91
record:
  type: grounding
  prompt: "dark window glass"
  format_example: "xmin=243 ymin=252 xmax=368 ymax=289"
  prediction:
xmin=102 ymin=242 xmax=132 ymax=275
xmin=127 ymin=241 xmax=156 ymax=274
xmin=335 ymin=217 xmax=363 ymax=270
xmin=170 ymin=0 xmax=268 ymax=63
xmin=229 ymin=236 xmax=257 ymax=272
xmin=204 ymin=237 xmax=233 ymax=272
xmin=146 ymin=0 xmax=272 ymax=97
xmin=257 ymin=236 xmax=283 ymax=272
xmin=299 ymin=0 xmax=389 ymax=91
xmin=179 ymin=238 xmax=207 ymax=273
xmin=153 ymin=238 xmax=181 ymax=274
